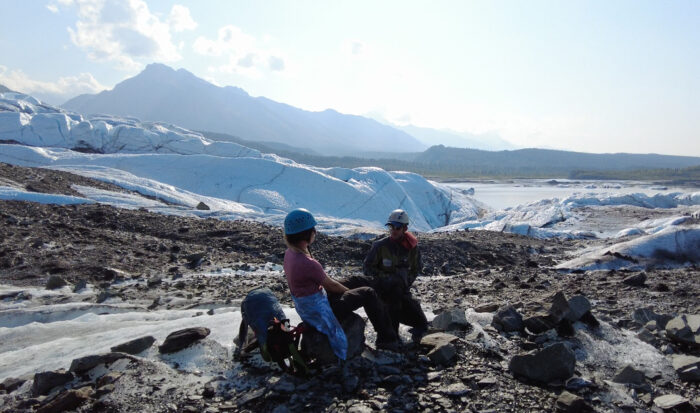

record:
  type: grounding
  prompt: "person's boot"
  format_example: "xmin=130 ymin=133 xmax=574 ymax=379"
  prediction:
xmin=409 ymin=327 xmax=427 ymax=345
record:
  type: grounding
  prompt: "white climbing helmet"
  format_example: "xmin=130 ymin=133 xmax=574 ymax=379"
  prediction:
xmin=386 ymin=209 xmax=409 ymax=226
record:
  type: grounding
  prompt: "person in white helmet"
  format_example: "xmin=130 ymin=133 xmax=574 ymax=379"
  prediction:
xmin=361 ymin=209 xmax=428 ymax=344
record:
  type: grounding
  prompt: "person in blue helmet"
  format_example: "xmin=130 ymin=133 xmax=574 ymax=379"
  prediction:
xmin=282 ymin=208 xmax=400 ymax=359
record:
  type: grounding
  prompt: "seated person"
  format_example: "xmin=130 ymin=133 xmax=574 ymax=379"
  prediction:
xmin=282 ymin=208 xmax=400 ymax=360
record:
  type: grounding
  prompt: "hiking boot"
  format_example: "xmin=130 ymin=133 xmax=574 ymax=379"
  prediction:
xmin=409 ymin=327 xmax=427 ymax=345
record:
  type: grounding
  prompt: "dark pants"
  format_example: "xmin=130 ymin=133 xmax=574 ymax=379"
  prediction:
xmin=339 ymin=275 xmax=428 ymax=337
xmin=328 ymin=286 xmax=398 ymax=345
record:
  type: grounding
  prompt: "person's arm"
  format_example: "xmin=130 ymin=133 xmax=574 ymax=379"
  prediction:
xmin=321 ymin=275 xmax=349 ymax=294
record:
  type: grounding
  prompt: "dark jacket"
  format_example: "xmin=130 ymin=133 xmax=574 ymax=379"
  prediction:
xmin=363 ymin=233 xmax=421 ymax=292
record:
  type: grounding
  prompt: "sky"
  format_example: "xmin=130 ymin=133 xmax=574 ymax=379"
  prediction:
xmin=0 ymin=0 xmax=698 ymax=157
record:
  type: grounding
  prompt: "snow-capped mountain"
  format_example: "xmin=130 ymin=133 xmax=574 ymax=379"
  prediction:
xmin=61 ymin=64 xmax=426 ymax=156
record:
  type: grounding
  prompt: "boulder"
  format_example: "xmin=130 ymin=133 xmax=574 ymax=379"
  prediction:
xmin=36 ymin=386 xmax=93 ymax=413
xmin=195 ymin=202 xmax=210 ymax=210
xmin=555 ymin=391 xmax=592 ymax=412
xmin=671 ymin=354 xmax=700 ymax=382
xmin=421 ymin=333 xmax=459 ymax=366
xmin=45 ymin=275 xmax=67 ymax=290
xmin=653 ymin=394 xmax=691 ymax=411
xmin=612 ymin=364 xmax=646 ymax=385
xmin=32 ymin=369 xmax=74 ymax=395
xmin=300 ymin=313 xmax=365 ymax=365
xmin=110 ymin=335 xmax=156 ymax=354
xmin=665 ymin=314 xmax=700 ymax=348
xmin=565 ymin=296 xmax=591 ymax=322
xmin=427 ymin=343 xmax=457 ymax=365
xmin=622 ymin=272 xmax=646 ymax=287
xmin=492 ymin=305 xmax=523 ymax=333
xmin=632 ymin=307 xmax=672 ymax=329
xmin=0 ymin=377 xmax=26 ymax=393
xmin=431 ymin=308 xmax=470 ymax=331
xmin=69 ymin=352 xmax=134 ymax=373
xmin=73 ymin=279 xmax=87 ymax=292
xmin=509 ymin=343 xmax=576 ymax=384
xmin=159 ymin=327 xmax=211 ymax=353
xmin=523 ymin=312 xmax=557 ymax=335
xmin=549 ymin=292 xmax=571 ymax=324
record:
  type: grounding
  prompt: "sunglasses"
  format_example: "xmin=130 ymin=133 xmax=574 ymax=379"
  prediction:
xmin=387 ymin=223 xmax=404 ymax=230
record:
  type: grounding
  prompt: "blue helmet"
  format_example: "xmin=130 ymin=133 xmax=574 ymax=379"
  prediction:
xmin=284 ymin=208 xmax=317 ymax=235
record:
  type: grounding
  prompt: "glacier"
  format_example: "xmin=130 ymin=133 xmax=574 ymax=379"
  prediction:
xmin=0 ymin=92 xmax=481 ymax=234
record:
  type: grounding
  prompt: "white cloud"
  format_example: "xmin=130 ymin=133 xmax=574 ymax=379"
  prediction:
xmin=168 ymin=4 xmax=197 ymax=32
xmin=193 ymin=25 xmax=286 ymax=77
xmin=46 ymin=4 xmax=59 ymax=13
xmin=57 ymin=0 xmax=185 ymax=70
xmin=0 ymin=65 xmax=107 ymax=103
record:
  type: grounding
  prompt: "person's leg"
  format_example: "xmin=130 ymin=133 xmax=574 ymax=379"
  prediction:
xmin=338 ymin=274 xmax=377 ymax=290
xmin=329 ymin=287 xmax=398 ymax=345
xmin=398 ymin=294 xmax=428 ymax=342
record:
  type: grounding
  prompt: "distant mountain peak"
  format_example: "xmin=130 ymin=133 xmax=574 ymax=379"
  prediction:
xmin=61 ymin=64 xmax=425 ymax=155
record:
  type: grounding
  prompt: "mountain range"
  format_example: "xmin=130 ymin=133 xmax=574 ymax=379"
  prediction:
xmin=62 ymin=64 xmax=427 ymax=156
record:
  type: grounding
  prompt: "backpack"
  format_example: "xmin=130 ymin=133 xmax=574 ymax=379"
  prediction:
xmin=262 ymin=317 xmax=310 ymax=375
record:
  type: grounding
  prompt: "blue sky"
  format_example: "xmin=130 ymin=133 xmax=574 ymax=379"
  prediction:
xmin=1 ymin=0 xmax=698 ymax=156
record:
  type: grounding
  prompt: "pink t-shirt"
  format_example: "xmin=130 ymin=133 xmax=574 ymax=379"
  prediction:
xmin=283 ymin=248 xmax=327 ymax=298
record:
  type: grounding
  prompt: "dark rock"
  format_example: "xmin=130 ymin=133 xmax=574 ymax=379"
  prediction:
xmin=665 ymin=314 xmax=700 ymax=347
xmin=636 ymin=328 xmax=659 ymax=346
xmin=45 ymin=275 xmax=68 ymax=290
xmin=632 ymin=307 xmax=673 ymax=329
xmin=579 ymin=311 xmax=600 ymax=328
xmin=555 ymin=391 xmax=592 ymax=412
xmin=301 ymin=313 xmax=365 ymax=365
xmin=0 ymin=377 xmax=26 ymax=393
xmin=73 ymin=279 xmax=87 ymax=292
xmin=431 ymin=308 xmax=470 ymax=331
xmin=549 ymin=292 xmax=571 ymax=324
xmin=612 ymin=364 xmax=646 ymax=385
xmin=186 ymin=252 xmax=206 ymax=269
xmin=36 ymin=386 xmax=93 ymax=413
xmin=508 ymin=343 xmax=576 ymax=384
xmin=159 ymin=327 xmax=211 ymax=353
xmin=147 ymin=277 xmax=162 ymax=287
xmin=671 ymin=354 xmax=700 ymax=382
xmin=523 ymin=313 xmax=556 ymax=335
xmin=32 ymin=369 xmax=74 ymax=395
xmin=110 ymin=336 xmax=156 ymax=355
xmin=492 ymin=305 xmax=523 ymax=333
xmin=203 ymin=382 xmax=216 ymax=398
xmin=196 ymin=202 xmax=210 ymax=210
xmin=95 ymin=291 xmax=111 ymax=303
xmin=556 ymin=319 xmax=575 ymax=337
xmin=565 ymin=377 xmax=595 ymax=391
xmin=427 ymin=343 xmax=457 ymax=365
xmin=565 ymin=296 xmax=591 ymax=322
xmin=69 ymin=352 xmax=133 ymax=373
xmin=421 ymin=333 xmax=459 ymax=365
xmin=622 ymin=272 xmax=646 ymax=287
xmin=475 ymin=303 xmax=499 ymax=313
